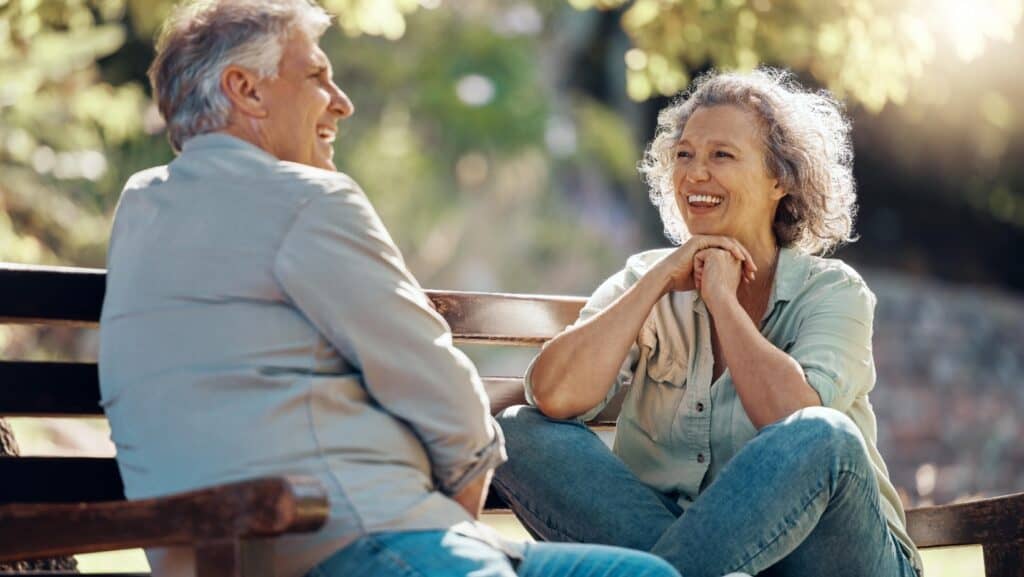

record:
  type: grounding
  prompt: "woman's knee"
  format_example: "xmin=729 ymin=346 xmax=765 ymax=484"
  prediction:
xmin=774 ymin=406 xmax=868 ymax=467
xmin=496 ymin=404 xmax=588 ymax=439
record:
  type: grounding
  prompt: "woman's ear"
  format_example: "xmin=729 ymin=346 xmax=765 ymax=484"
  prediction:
xmin=221 ymin=65 xmax=268 ymax=119
xmin=770 ymin=179 xmax=787 ymax=201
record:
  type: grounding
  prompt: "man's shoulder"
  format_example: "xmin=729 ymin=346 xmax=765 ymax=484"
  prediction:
xmin=124 ymin=165 xmax=170 ymax=191
xmin=272 ymin=161 xmax=362 ymax=200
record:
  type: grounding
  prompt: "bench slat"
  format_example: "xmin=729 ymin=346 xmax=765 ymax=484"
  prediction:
xmin=0 ymin=362 xmax=103 ymax=416
xmin=905 ymin=491 xmax=1024 ymax=548
xmin=0 ymin=457 xmax=125 ymax=503
xmin=0 ymin=363 xmax=529 ymax=418
xmin=0 ymin=265 xmax=584 ymax=344
xmin=0 ymin=475 xmax=327 ymax=563
xmin=0 ymin=455 xmax=514 ymax=512
xmin=0 ymin=265 xmax=106 ymax=326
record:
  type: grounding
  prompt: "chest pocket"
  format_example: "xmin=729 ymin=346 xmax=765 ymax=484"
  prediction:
xmin=621 ymin=325 xmax=689 ymax=443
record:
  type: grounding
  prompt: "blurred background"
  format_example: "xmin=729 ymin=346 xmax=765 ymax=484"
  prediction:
xmin=2 ymin=0 xmax=1023 ymax=574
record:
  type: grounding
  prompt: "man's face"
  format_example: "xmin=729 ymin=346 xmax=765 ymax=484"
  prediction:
xmin=256 ymin=30 xmax=353 ymax=170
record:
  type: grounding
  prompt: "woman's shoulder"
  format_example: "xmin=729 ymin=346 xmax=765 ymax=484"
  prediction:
xmin=791 ymin=251 xmax=875 ymax=305
xmin=621 ymin=248 xmax=674 ymax=281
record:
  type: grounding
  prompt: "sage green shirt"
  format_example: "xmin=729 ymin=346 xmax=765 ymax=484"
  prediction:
xmin=524 ymin=247 xmax=923 ymax=573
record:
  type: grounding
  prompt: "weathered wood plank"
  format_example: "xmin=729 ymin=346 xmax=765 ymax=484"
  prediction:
xmin=906 ymin=492 xmax=1024 ymax=548
xmin=0 ymin=456 xmax=124 ymax=503
xmin=981 ymin=540 xmax=1024 ymax=577
xmin=0 ymin=476 xmax=328 ymax=563
xmin=0 ymin=265 xmax=585 ymax=345
xmin=0 ymin=361 xmax=102 ymax=416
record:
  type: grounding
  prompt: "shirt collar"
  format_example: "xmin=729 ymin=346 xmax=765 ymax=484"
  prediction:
xmin=179 ymin=133 xmax=279 ymax=163
xmin=770 ymin=246 xmax=812 ymax=308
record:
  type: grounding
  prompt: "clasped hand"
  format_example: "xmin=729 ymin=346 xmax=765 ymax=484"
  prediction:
xmin=654 ymin=235 xmax=753 ymax=308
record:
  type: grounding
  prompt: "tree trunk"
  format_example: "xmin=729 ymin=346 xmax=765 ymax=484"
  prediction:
xmin=0 ymin=417 xmax=79 ymax=573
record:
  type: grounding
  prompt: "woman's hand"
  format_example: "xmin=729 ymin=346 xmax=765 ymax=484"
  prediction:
xmin=653 ymin=235 xmax=756 ymax=294
xmin=694 ymin=248 xmax=743 ymax=308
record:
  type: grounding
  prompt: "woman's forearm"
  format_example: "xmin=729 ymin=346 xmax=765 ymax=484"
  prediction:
xmin=530 ymin=269 xmax=670 ymax=419
xmin=709 ymin=296 xmax=822 ymax=429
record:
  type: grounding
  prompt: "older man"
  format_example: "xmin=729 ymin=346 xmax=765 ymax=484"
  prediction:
xmin=98 ymin=1 xmax=677 ymax=577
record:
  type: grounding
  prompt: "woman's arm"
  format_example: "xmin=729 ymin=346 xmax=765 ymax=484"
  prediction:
xmin=531 ymin=236 xmax=756 ymax=420
xmin=698 ymin=249 xmax=821 ymax=429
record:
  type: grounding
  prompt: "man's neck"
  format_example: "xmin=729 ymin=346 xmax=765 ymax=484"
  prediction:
xmin=219 ymin=122 xmax=270 ymax=158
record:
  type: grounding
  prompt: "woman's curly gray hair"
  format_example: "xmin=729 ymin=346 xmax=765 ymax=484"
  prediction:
xmin=150 ymin=0 xmax=332 ymax=152
xmin=638 ymin=68 xmax=857 ymax=255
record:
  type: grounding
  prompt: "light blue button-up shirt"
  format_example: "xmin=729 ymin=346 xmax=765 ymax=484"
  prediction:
xmin=525 ymin=247 xmax=922 ymax=572
xmin=100 ymin=134 xmax=506 ymax=577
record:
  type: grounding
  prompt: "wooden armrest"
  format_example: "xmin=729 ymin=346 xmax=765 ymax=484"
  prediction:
xmin=0 ymin=475 xmax=329 ymax=563
xmin=906 ymin=490 xmax=1024 ymax=548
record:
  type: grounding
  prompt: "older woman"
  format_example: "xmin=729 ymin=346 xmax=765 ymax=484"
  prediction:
xmin=493 ymin=69 xmax=923 ymax=577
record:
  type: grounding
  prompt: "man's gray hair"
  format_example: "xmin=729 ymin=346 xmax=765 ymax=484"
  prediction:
xmin=638 ymin=68 xmax=857 ymax=255
xmin=149 ymin=0 xmax=332 ymax=152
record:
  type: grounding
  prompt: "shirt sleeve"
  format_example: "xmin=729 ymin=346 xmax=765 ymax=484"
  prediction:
xmin=523 ymin=263 xmax=641 ymax=422
xmin=272 ymin=180 xmax=505 ymax=496
xmin=787 ymin=275 xmax=877 ymax=412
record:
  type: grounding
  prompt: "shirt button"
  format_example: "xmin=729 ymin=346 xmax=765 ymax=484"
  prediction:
xmin=697 ymin=453 xmax=705 ymax=464
xmin=696 ymin=402 xmax=705 ymax=412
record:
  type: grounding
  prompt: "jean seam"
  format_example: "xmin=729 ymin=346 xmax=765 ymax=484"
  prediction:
xmin=729 ymin=468 xmax=878 ymax=574
xmin=366 ymin=535 xmax=429 ymax=577
xmin=491 ymin=475 xmax=585 ymax=543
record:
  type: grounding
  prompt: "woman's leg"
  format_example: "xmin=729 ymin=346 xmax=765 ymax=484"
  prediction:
xmin=306 ymin=529 xmax=680 ymax=577
xmin=650 ymin=406 xmax=915 ymax=577
xmin=493 ymin=405 xmax=680 ymax=550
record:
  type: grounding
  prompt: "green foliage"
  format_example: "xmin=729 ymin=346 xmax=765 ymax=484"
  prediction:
xmin=570 ymin=0 xmax=1023 ymax=112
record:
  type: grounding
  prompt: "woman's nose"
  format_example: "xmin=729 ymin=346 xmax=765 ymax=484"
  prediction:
xmin=686 ymin=162 xmax=709 ymax=182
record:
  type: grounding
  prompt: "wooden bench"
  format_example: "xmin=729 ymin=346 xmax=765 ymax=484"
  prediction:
xmin=1 ymin=263 xmax=1022 ymax=576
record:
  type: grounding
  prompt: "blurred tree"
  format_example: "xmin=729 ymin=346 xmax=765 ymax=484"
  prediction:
xmin=569 ymin=0 xmax=1022 ymax=111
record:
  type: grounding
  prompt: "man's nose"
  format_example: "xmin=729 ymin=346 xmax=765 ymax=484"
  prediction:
xmin=329 ymin=83 xmax=354 ymax=118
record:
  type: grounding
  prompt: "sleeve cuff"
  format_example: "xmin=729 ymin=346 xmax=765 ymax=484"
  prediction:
xmin=436 ymin=418 xmax=508 ymax=496
xmin=804 ymin=367 xmax=839 ymax=408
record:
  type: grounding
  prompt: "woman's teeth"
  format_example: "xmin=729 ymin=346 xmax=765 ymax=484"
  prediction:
xmin=688 ymin=194 xmax=723 ymax=205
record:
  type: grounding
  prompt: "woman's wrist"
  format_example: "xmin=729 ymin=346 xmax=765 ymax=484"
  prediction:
xmin=703 ymin=286 xmax=740 ymax=314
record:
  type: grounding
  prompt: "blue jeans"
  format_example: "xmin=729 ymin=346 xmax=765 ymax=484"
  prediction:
xmin=492 ymin=405 xmax=918 ymax=577
xmin=306 ymin=525 xmax=680 ymax=577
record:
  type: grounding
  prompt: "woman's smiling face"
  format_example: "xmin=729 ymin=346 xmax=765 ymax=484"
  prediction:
xmin=672 ymin=105 xmax=785 ymax=242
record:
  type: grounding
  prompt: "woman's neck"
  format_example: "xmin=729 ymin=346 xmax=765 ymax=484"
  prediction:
xmin=735 ymin=232 xmax=779 ymax=311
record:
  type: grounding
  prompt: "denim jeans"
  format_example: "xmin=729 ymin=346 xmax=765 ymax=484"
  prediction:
xmin=492 ymin=405 xmax=918 ymax=577
xmin=306 ymin=525 xmax=680 ymax=577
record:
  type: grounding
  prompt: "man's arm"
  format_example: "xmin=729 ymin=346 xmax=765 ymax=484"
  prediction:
xmin=272 ymin=178 xmax=505 ymax=497
xmin=452 ymin=469 xmax=492 ymax=519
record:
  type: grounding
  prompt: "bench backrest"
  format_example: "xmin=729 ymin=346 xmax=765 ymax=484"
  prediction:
xmin=0 ymin=264 xmax=590 ymax=506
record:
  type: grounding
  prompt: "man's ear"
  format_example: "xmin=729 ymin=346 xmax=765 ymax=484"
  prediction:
xmin=221 ymin=65 xmax=268 ymax=119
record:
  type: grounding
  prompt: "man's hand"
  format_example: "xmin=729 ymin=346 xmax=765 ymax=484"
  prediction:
xmin=451 ymin=469 xmax=492 ymax=520
xmin=694 ymin=248 xmax=743 ymax=308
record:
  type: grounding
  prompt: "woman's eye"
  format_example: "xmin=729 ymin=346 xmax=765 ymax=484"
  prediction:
xmin=676 ymin=150 xmax=692 ymax=159
xmin=714 ymin=150 xmax=734 ymax=159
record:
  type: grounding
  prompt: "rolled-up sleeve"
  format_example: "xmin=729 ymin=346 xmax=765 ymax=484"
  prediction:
xmin=523 ymin=264 xmax=641 ymax=422
xmin=788 ymin=277 xmax=877 ymax=412
xmin=272 ymin=179 xmax=505 ymax=495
